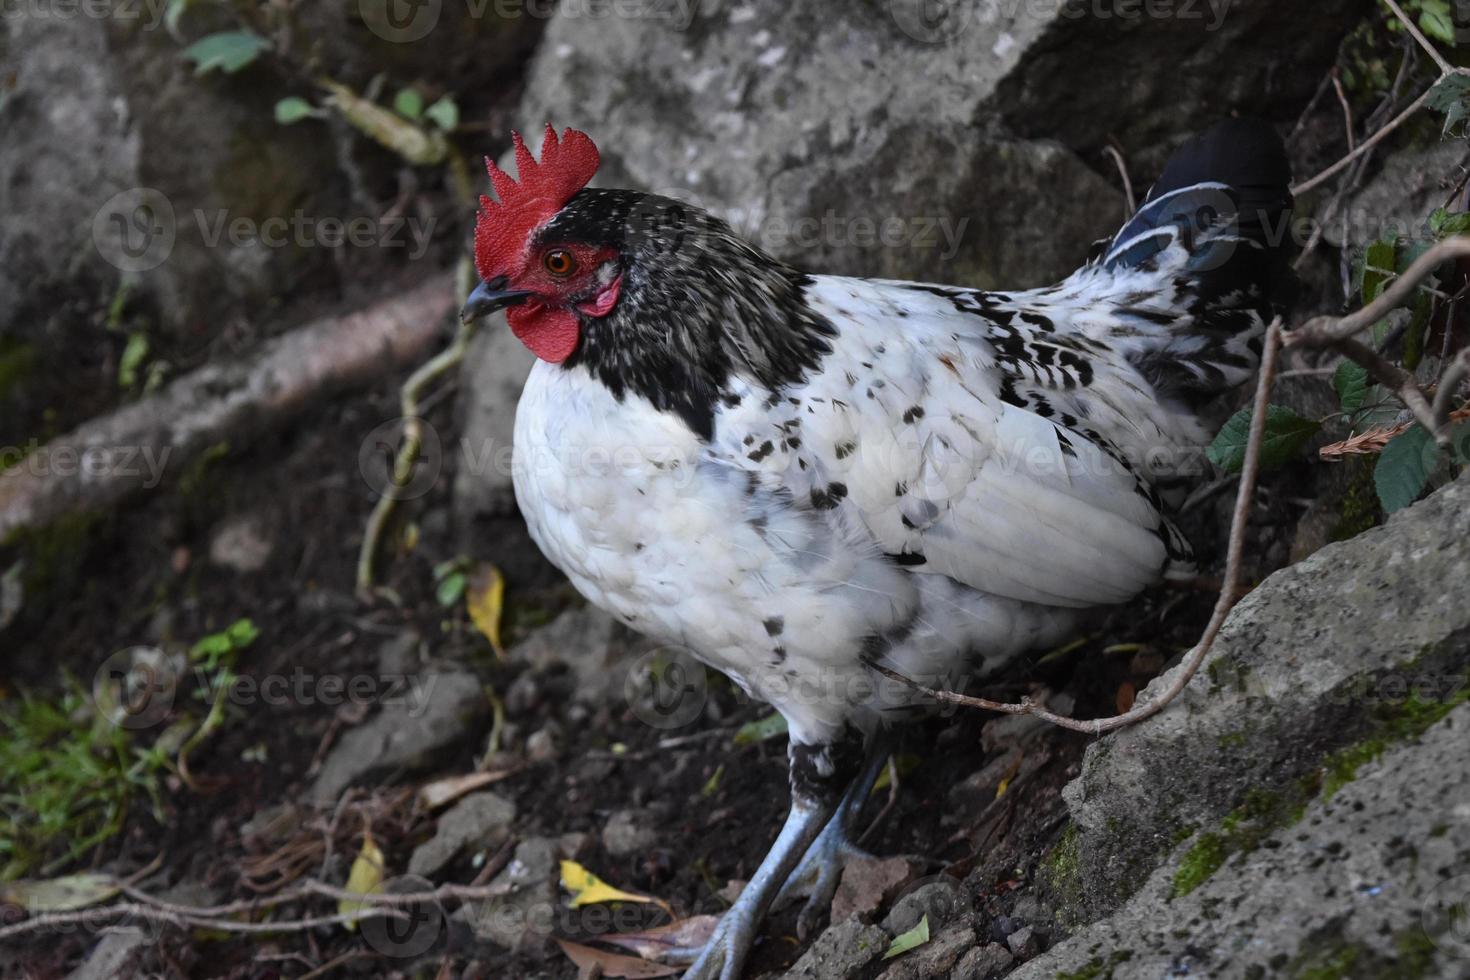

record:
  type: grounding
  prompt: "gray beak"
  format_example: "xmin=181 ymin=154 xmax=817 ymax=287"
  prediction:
xmin=461 ymin=277 xmax=532 ymax=322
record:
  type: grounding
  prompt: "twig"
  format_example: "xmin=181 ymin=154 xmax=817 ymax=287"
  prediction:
xmin=869 ymin=319 xmax=1284 ymax=735
xmin=1382 ymin=0 xmax=1454 ymax=76
xmin=356 ymin=259 xmax=477 ymax=600
xmin=1291 ymin=85 xmax=1437 ymax=197
xmin=0 ymin=873 xmax=517 ymax=943
xmin=1331 ymin=69 xmax=1356 ymax=152
xmin=1431 ymin=347 xmax=1470 ymax=427
xmin=1333 ymin=336 xmax=1444 ymax=441
xmin=1102 ymin=143 xmax=1136 ymax=215
xmin=1289 ymin=239 xmax=1470 ymax=346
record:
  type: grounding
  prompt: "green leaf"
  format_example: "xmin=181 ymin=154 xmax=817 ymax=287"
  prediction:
xmin=1333 ymin=361 xmax=1369 ymax=413
xmin=1374 ymin=425 xmax=1437 ymax=513
xmin=118 ymin=332 xmax=149 ymax=390
xmin=425 ymin=96 xmax=459 ymax=132
xmin=1430 ymin=207 xmax=1470 ymax=238
xmin=1360 ymin=236 xmax=1397 ymax=305
xmin=1206 ymin=405 xmax=1322 ymax=474
xmin=1426 ymin=72 xmax=1470 ymax=136
xmin=883 ymin=914 xmax=930 ymax=960
xmin=1419 ymin=0 xmax=1454 ymax=44
xmin=733 ymin=712 xmax=788 ymax=746
xmin=393 ymin=88 xmax=424 ymax=120
xmin=436 ymin=571 xmax=467 ymax=607
xmin=180 ymin=31 xmax=270 ymax=76
xmin=274 ymin=96 xmax=314 ymax=125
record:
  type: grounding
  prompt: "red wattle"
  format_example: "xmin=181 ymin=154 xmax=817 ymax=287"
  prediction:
xmin=507 ymin=305 xmax=580 ymax=363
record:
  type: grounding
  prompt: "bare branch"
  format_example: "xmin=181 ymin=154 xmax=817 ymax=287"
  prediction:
xmin=1382 ymin=0 xmax=1454 ymax=76
xmin=1291 ymin=85 xmax=1437 ymax=197
xmin=1289 ymin=238 xmax=1470 ymax=346
xmin=1432 ymin=346 xmax=1470 ymax=428
xmin=1102 ymin=143 xmax=1136 ymax=215
xmin=0 ymin=275 xmax=457 ymax=544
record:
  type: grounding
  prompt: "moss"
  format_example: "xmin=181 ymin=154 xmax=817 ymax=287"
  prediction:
xmin=1042 ymin=823 xmax=1085 ymax=926
xmin=9 ymin=511 xmax=103 ymax=601
xmin=1280 ymin=925 xmax=1442 ymax=980
xmin=1290 ymin=943 xmax=1359 ymax=980
xmin=1171 ymin=831 xmax=1228 ymax=897
xmin=1217 ymin=731 xmax=1248 ymax=749
xmin=1055 ymin=950 xmax=1132 ymax=980
xmin=1329 ymin=457 xmax=1382 ymax=542
xmin=0 ymin=338 xmax=36 ymax=402
xmin=1322 ymin=688 xmax=1470 ymax=799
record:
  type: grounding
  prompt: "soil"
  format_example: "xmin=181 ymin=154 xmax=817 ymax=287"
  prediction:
xmin=2 ymin=284 xmax=1308 ymax=979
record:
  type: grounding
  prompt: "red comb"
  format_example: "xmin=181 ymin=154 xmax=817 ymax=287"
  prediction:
xmin=474 ymin=124 xmax=601 ymax=280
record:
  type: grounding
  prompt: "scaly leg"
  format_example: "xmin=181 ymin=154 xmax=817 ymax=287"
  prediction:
xmin=774 ymin=731 xmax=893 ymax=938
xmin=673 ymin=736 xmax=864 ymax=980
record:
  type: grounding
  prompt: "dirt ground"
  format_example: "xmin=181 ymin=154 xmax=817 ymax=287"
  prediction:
xmin=1 ymin=334 xmax=1292 ymax=978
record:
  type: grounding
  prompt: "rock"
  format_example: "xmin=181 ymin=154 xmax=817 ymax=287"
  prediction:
xmin=601 ymin=808 xmax=659 ymax=858
xmin=309 ymin=656 xmax=488 ymax=806
xmin=1325 ymin=139 xmax=1470 ymax=248
xmin=875 ymin=922 xmax=975 ymax=980
xmin=1018 ymin=702 xmax=1470 ymax=980
xmin=830 ymin=854 xmax=921 ymax=924
xmin=454 ymin=835 xmax=564 ymax=957
xmin=778 ymin=916 xmax=891 ymax=980
xmin=882 ymin=878 xmax=972 ymax=935
xmin=207 ymin=514 xmax=273 ymax=573
xmin=507 ymin=606 xmax=656 ymax=706
xmin=65 ymin=927 xmax=149 ymax=980
xmin=408 ymin=791 xmax=517 ymax=877
xmin=952 ymin=943 xmax=1015 ymax=980
xmin=456 ymin=0 xmax=1356 ymax=528
xmin=525 ymin=722 xmax=560 ymax=762
xmin=1054 ymin=474 xmax=1470 ymax=925
xmin=0 ymin=7 xmax=345 ymax=339
xmin=1005 ymin=924 xmax=1039 ymax=959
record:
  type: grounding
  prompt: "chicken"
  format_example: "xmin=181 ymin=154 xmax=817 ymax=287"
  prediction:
xmin=461 ymin=121 xmax=1292 ymax=979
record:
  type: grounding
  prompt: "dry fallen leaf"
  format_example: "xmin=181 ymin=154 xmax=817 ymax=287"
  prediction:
xmin=1115 ymin=680 xmax=1137 ymax=714
xmin=338 ymin=833 xmax=386 ymax=930
xmin=466 ymin=563 xmax=508 ymax=660
xmin=0 ymin=873 xmax=119 ymax=912
xmin=417 ymin=769 xmax=517 ymax=810
xmin=555 ymin=939 xmax=682 ymax=978
xmin=597 ymin=916 xmax=720 ymax=962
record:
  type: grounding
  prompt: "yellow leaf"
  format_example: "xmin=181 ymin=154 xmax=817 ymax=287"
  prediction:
xmin=467 ymin=564 xmax=507 ymax=661
xmin=338 ymin=834 xmax=386 ymax=931
xmin=560 ymin=860 xmax=666 ymax=912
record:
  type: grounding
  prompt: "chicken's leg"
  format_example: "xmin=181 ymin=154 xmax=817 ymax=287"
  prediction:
xmin=773 ymin=731 xmax=892 ymax=938
xmin=675 ymin=736 xmax=863 ymax=980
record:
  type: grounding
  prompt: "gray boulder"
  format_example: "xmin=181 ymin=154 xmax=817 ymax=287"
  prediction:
xmin=456 ymin=0 xmax=1356 ymax=524
xmin=1031 ymin=473 xmax=1470 ymax=975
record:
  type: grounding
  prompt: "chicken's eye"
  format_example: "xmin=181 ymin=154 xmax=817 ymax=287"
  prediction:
xmin=543 ymin=249 xmax=577 ymax=277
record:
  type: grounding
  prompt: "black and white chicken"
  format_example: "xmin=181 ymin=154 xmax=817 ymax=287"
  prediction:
xmin=462 ymin=120 xmax=1291 ymax=980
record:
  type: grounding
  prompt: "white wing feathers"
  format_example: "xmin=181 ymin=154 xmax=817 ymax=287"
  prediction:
xmin=711 ymin=275 xmax=1171 ymax=611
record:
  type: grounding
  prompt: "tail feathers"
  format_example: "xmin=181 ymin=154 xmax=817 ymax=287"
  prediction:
xmin=1099 ymin=119 xmax=1294 ymax=411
